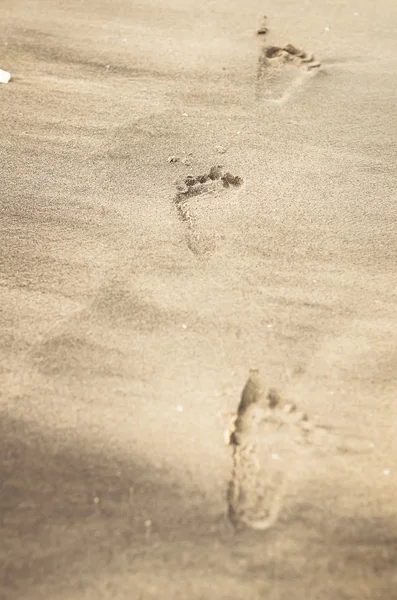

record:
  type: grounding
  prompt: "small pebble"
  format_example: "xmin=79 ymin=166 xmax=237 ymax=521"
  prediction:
xmin=265 ymin=46 xmax=284 ymax=59
xmin=209 ymin=166 xmax=223 ymax=180
xmin=176 ymin=405 xmax=184 ymax=412
xmin=267 ymin=388 xmax=281 ymax=408
xmin=185 ymin=175 xmax=196 ymax=186
xmin=221 ymin=172 xmax=243 ymax=187
xmin=196 ymin=174 xmax=209 ymax=183
xmin=284 ymin=44 xmax=305 ymax=57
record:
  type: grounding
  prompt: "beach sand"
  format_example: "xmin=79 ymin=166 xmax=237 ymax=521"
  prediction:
xmin=1 ymin=0 xmax=397 ymax=598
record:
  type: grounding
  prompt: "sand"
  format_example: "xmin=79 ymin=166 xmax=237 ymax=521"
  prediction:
xmin=1 ymin=0 xmax=397 ymax=598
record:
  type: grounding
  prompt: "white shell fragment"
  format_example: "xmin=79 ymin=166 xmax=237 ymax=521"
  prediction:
xmin=0 ymin=69 xmax=11 ymax=84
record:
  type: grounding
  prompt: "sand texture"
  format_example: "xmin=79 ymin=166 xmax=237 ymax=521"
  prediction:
xmin=1 ymin=1 xmax=397 ymax=598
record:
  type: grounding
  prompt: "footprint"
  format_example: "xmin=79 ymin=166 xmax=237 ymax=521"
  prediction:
xmin=173 ymin=166 xmax=244 ymax=256
xmin=256 ymin=19 xmax=321 ymax=102
xmin=227 ymin=371 xmax=374 ymax=532
xmin=227 ymin=371 xmax=291 ymax=531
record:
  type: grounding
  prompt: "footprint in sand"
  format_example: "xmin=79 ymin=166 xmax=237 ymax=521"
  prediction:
xmin=227 ymin=370 xmax=301 ymax=532
xmin=173 ymin=166 xmax=244 ymax=257
xmin=227 ymin=370 xmax=374 ymax=532
xmin=255 ymin=18 xmax=321 ymax=102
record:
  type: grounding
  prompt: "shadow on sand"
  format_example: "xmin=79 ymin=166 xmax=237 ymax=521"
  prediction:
xmin=1 ymin=412 xmax=397 ymax=600
xmin=0 ymin=412 xmax=219 ymax=599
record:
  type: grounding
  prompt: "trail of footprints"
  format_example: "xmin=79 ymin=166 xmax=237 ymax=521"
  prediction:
xmin=169 ymin=18 xmax=332 ymax=532
xmin=171 ymin=18 xmax=321 ymax=254
xmin=173 ymin=166 xmax=244 ymax=256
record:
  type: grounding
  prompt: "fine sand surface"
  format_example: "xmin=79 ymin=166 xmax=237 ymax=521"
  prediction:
xmin=1 ymin=1 xmax=397 ymax=598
